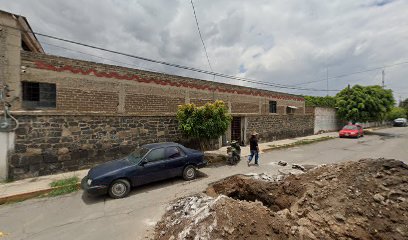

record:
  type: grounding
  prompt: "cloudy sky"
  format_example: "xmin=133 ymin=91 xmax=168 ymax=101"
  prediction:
xmin=1 ymin=0 xmax=408 ymax=100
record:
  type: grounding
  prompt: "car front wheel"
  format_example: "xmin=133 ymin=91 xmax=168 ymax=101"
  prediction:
xmin=183 ymin=165 xmax=196 ymax=181
xmin=108 ymin=179 xmax=131 ymax=199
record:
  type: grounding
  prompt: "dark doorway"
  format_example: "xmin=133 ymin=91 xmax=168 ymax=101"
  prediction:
xmin=231 ymin=117 xmax=241 ymax=142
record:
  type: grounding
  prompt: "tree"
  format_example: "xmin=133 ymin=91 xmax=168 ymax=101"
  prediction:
xmin=304 ymin=95 xmax=336 ymax=108
xmin=176 ymin=100 xmax=232 ymax=149
xmin=335 ymin=85 xmax=394 ymax=123
xmin=400 ymin=98 xmax=408 ymax=112
xmin=386 ymin=107 xmax=407 ymax=120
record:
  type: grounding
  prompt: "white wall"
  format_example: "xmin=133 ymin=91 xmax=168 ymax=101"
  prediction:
xmin=314 ymin=107 xmax=341 ymax=134
xmin=0 ymin=131 xmax=14 ymax=180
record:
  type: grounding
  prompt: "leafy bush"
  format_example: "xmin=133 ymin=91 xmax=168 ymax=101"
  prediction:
xmin=386 ymin=107 xmax=407 ymax=120
xmin=335 ymin=85 xmax=394 ymax=122
xmin=176 ymin=100 xmax=232 ymax=142
xmin=304 ymin=95 xmax=337 ymax=108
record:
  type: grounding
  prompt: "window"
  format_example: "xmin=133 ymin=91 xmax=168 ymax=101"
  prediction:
xmin=286 ymin=106 xmax=297 ymax=114
xmin=269 ymin=101 xmax=277 ymax=113
xmin=166 ymin=147 xmax=185 ymax=159
xmin=22 ymin=82 xmax=56 ymax=109
xmin=145 ymin=148 xmax=166 ymax=162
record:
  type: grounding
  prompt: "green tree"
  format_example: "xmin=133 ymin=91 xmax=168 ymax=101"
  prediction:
xmin=176 ymin=100 xmax=232 ymax=149
xmin=400 ymin=98 xmax=408 ymax=112
xmin=335 ymin=85 xmax=394 ymax=123
xmin=304 ymin=95 xmax=337 ymax=108
xmin=386 ymin=107 xmax=407 ymax=120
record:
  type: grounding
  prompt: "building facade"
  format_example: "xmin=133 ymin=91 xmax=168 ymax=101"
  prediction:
xmin=0 ymin=11 xmax=313 ymax=180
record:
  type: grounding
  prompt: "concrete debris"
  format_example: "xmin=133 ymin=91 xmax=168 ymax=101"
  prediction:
xmin=292 ymin=164 xmax=306 ymax=171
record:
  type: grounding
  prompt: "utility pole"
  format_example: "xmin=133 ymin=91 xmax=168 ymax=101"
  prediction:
xmin=382 ymin=70 xmax=385 ymax=88
xmin=326 ymin=67 xmax=329 ymax=96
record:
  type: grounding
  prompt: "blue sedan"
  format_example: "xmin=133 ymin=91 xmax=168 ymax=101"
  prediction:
xmin=81 ymin=142 xmax=207 ymax=198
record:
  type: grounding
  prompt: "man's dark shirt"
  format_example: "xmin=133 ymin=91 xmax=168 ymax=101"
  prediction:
xmin=249 ymin=137 xmax=258 ymax=151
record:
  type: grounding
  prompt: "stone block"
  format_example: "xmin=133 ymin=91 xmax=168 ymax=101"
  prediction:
xmin=26 ymin=148 xmax=42 ymax=155
xmin=43 ymin=153 xmax=58 ymax=163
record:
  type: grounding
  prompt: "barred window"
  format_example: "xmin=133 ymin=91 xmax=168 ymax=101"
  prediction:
xmin=269 ymin=101 xmax=277 ymax=113
xmin=22 ymin=82 xmax=56 ymax=109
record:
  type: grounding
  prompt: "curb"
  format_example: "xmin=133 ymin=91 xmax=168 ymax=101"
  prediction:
xmin=0 ymin=182 xmax=81 ymax=205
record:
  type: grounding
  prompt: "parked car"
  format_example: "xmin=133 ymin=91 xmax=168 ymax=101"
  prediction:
xmin=339 ymin=124 xmax=364 ymax=138
xmin=81 ymin=142 xmax=207 ymax=198
xmin=393 ymin=118 xmax=407 ymax=127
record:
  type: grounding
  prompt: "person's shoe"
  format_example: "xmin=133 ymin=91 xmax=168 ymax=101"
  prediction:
xmin=255 ymin=163 xmax=259 ymax=166
xmin=247 ymin=161 xmax=250 ymax=167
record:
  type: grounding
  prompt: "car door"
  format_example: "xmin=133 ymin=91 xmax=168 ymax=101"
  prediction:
xmin=136 ymin=147 xmax=168 ymax=185
xmin=164 ymin=146 xmax=187 ymax=177
xmin=357 ymin=125 xmax=363 ymax=136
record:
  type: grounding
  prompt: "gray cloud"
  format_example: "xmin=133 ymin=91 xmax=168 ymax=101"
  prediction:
xmin=1 ymin=0 xmax=407 ymax=99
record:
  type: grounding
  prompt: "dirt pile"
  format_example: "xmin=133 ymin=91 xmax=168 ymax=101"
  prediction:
xmin=154 ymin=158 xmax=408 ymax=240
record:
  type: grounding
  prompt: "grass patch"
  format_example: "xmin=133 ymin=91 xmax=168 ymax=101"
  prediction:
xmin=47 ymin=176 xmax=80 ymax=197
xmin=265 ymin=136 xmax=335 ymax=151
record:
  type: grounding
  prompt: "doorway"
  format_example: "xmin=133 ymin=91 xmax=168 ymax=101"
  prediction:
xmin=231 ymin=117 xmax=241 ymax=143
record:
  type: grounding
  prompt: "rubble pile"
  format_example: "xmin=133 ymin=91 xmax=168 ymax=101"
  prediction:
xmin=154 ymin=158 xmax=408 ymax=240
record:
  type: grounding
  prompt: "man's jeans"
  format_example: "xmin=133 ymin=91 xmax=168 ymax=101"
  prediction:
xmin=248 ymin=150 xmax=259 ymax=164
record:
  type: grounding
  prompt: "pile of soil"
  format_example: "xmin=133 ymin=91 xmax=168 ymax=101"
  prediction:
xmin=154 ymin=158 xmax=408 ymax=240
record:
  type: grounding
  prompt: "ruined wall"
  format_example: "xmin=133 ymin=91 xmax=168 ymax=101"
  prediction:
xmin=9 ymin=115 xmax=182 ymax=180
xmin=246 ymin=114 xmax=314 ymax=143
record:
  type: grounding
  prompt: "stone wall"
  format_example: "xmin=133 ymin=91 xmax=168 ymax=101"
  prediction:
xmin=9 ymin=115 xmax=182 ymax=180
xmin=246 ymin=114 xmax=314 ymax=143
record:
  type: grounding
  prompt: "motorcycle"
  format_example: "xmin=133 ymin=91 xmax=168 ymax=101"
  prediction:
xmin=226 ymin=140 xmax=241 ymax=165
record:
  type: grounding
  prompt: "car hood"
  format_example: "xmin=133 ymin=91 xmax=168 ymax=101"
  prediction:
xmin=88 ymin=158 xmax=132 ymax=179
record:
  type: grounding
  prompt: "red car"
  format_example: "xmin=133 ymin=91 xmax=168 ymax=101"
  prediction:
xmin=339 ymin=124 xmax=364 ymax=138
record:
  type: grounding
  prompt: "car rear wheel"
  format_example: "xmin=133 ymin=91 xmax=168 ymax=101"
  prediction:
xmin=108 ymin=179 xmax=131 ymax=199
xmin=183 ymin=165 xmax=196 ymax=181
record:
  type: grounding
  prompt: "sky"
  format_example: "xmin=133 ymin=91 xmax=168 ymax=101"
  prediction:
xmin=1 ymin=0 xmax=408 ymax=100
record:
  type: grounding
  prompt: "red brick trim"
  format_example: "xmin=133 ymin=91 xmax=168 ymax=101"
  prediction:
xmin=34 ymin=61 xmax=304 ymax=102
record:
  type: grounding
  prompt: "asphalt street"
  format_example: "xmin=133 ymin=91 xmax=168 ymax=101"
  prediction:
xmin=0 ymin=127 xmax=407 ymax=240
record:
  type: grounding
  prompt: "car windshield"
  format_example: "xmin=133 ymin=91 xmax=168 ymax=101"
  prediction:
xmin=128 ymin=147 xmax=150 ymax=164
xmin=343 ymin=125 xmax=357 ymax=130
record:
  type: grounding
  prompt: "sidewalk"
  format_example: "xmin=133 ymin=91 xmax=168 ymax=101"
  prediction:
xmin=0 ymin=131 xmax=338 ymax=204
xmin=207 ymin=131 xmax=338 ymax=157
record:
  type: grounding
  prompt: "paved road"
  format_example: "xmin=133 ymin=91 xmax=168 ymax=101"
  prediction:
xmin=1 ymin=127 xmax=407 ymax=240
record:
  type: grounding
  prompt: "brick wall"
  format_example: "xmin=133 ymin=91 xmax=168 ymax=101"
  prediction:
xmin=58 ymin=89 xmax=119 ymax=112
xmin=19 ymin=51 xmax=305 ymax=115
xmin=9 ymin=115 xmax=182 ymax=180
xmin=246 ymin=115 xmax=314 ymax=142
xmin=125 ymin=94 xmax=184 ymax=113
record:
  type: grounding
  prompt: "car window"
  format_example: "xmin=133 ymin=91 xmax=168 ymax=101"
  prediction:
xmin=166 ymin=146 xmax=185 ymax=159
xmin=343 ymin=125 xmax=357 ymax=130
xmin=146 ymin=148 xmax=166 ymax=162
xmin=128 ymin=147 xmax=149 ymax=164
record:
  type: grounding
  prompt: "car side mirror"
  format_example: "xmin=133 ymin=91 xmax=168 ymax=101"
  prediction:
xmin=140 ymin=159 xmax=147 ymax=166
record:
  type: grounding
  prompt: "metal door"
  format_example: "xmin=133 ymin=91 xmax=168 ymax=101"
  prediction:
xmin=231 ymin=117 xmax=241 ymax=142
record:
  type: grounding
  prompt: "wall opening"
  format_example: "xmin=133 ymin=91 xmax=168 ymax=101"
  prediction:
xmin=22 ymin=81 xmax=56 ymax=109
xmin=269 ymin=101 xmax=277 ymax=113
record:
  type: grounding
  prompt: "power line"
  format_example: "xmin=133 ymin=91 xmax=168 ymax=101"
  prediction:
xmin=297 ymin=60 xmax=408 ymax=86
xmin=190 ymin=0 xmax=213 ymax=73
xmin=2 ymin=24 xmax=340 ymax=92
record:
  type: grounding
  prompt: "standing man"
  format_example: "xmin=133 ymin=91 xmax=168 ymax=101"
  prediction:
xmin=248 ymin=132 xmax=259 ymax=166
